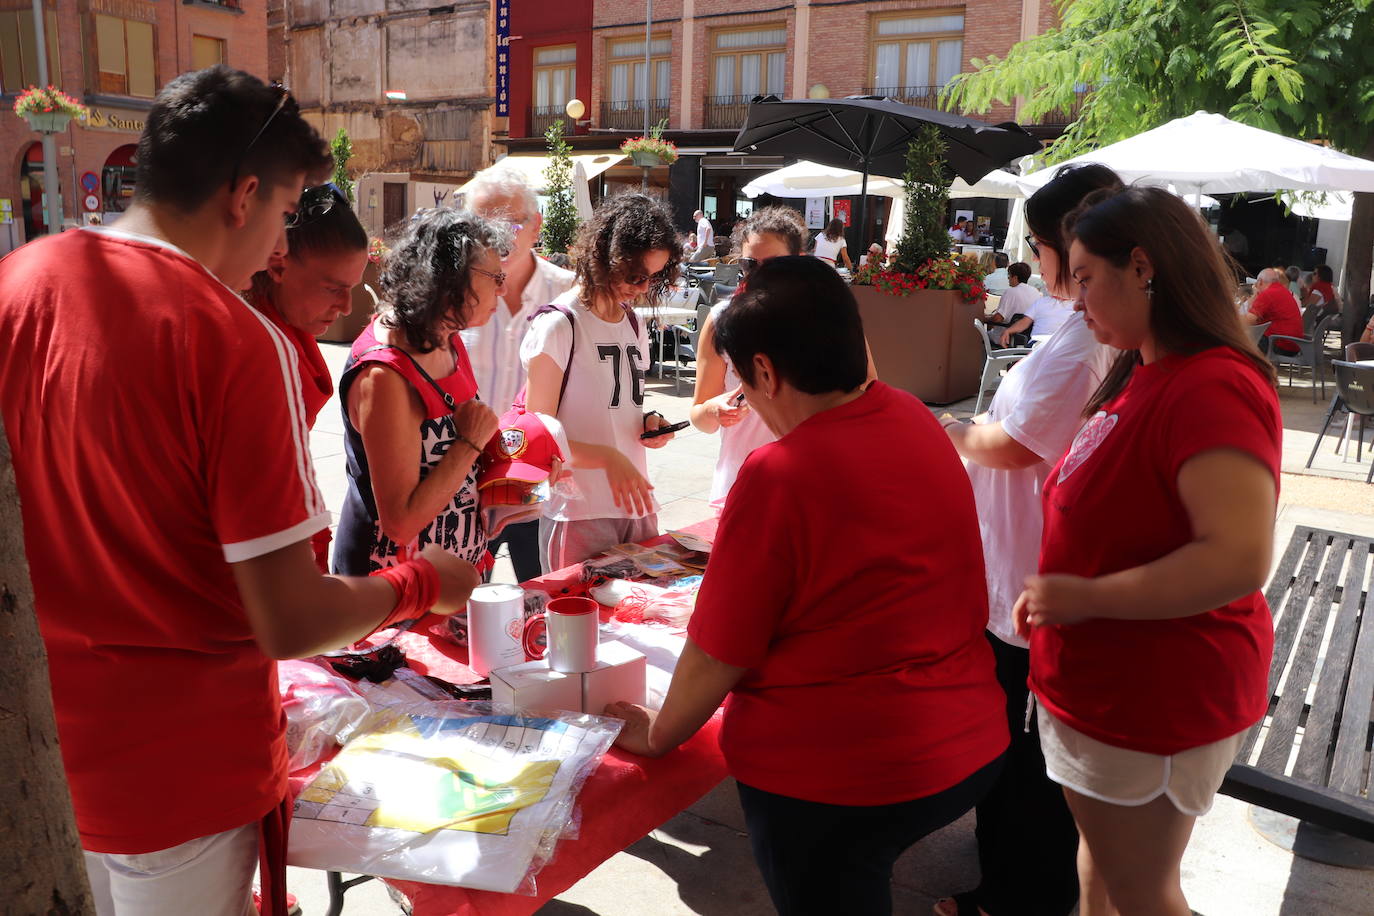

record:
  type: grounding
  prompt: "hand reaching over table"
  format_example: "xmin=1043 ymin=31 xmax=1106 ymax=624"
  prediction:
xmin=604 ymin=702 xmax=661 ymax=757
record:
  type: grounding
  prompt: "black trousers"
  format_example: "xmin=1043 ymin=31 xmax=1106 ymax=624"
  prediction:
xmin=970 ymin=633 xmax=1080 ymax=916
xmin=737 ymin=753 xmax=1005 ymax=916
xmin=484 ymin=518 xmax=542 ymax=584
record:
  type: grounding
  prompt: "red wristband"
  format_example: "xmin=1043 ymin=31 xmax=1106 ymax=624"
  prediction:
xmin=371 ymin=555 xmax=440 ymax=634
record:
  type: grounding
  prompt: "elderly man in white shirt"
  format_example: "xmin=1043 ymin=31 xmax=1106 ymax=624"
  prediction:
xmin=461 ymin=165 xmax=576 ymax=581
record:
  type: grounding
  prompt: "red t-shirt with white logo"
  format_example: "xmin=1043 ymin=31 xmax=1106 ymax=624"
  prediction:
xmin=689 ymin=382 xmax=1008 ymax=805
xmin=0 ymin=229 xmax=330 ymax=853
xmin=1032 ymin=347 xmax=1280 ymax=755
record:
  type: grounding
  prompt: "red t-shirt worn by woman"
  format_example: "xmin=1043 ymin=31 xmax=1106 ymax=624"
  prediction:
xmin=689 ymin=382 xmax=1008 ymax=806
xmin=1032 ymin=347 xmax=1281 ymax=755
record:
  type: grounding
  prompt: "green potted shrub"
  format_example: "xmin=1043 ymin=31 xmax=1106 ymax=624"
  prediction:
xmin=14 ymin=85 xmax=87 ymax=133
xmin=851 ymin=125 xmax=990 ymax=404
xmin=620 ymin=119 xmax=678 ymax=168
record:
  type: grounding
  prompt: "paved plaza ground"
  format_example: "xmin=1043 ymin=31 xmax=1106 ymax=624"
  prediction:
xmin=287 ymin=343 xmax=1373 ymax=915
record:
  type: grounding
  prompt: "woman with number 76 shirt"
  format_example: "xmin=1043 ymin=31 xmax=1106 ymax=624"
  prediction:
xmin=521 ymin=194 xmax=683 ymax=571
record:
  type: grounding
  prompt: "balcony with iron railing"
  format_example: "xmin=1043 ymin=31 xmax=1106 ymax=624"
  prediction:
xmin=599 ymin=100 xmax=670 ymax=133
xmin=529 ymin=105 xmax=573 ymax=138
xmin=1029 ymin=88 xmax=1091 ymax=128
xmin=704 ymin=94 xmax=754 ymax=130
xmin=862 ymin=85 xmax=945 ymax=107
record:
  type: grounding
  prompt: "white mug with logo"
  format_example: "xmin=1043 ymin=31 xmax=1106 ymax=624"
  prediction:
xmin=466 ymin=583 xmax=527 ymax=677
xmin=522 ymin=596 xmax=600 ymax=673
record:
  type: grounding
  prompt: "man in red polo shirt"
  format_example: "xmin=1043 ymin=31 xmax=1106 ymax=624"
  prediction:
xmin=1246 ymin=267 xmax=1304 ymax=354
xmin=0 ymin=67 xmax=478 ymax=914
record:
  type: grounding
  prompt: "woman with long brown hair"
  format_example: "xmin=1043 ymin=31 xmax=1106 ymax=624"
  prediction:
xmin=1015 ymin=186 xmax=1281 ymax=915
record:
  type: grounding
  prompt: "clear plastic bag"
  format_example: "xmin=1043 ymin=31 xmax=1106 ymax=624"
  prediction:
xmin=278 ymin=660 xmax=371 ymax=771
xmin=287 ymin=700 xmax=621 ymax=895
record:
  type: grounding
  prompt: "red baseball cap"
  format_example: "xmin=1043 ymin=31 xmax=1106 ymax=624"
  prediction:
xmin=478 ymin=408 xmax=566 ymax=490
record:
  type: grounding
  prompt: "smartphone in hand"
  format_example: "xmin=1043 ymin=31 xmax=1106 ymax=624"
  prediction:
xmin=640 ymin=420 xmax=690 ymax=440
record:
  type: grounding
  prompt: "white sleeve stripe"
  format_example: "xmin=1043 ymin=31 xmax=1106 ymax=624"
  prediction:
xmin=237 ymin=304 xmax=328 ymax=519
xmin=222 ymin=512 xmax=332 ymax=563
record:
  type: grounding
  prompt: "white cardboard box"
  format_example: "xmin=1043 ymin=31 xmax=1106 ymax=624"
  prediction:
xmin=489 ymin=659 xmax=582 ymax=713
xmin=489 ymin=641 xmax=646 ymax=715
xmin=581 ymin=641 xmax=647 ymax=714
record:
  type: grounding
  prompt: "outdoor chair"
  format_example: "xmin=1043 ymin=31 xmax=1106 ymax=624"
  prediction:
xmin=1305 ymin=361 xmax=1374 ymax=479
xmin=973 ymin=319 xmax=1032 ymax=415
xmin=1244 ymin=321 xmax=1270 ymax=346
xmin=664 ymin=317 xmax=706 ymax=395
xmin=1345 ymin=342 xmax=1374 ymax=362
xmin=1270 ymin=313 xmax=1335 ymax=403
xmin=712 ymin=262 xmax=741 ymax=287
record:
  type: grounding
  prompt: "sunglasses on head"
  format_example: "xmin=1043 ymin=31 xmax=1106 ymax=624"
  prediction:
xmin=230 ymin=82 xmax=292 ymax=191
xmin=286 ymin=182 xmax=346 ymax=229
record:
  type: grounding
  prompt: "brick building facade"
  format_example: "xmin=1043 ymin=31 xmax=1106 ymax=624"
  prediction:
xmin=0 ymin=0 xmax=267 ymax=251
xmin=502 ymin=0 xmax=1064 ymax=240
xmin=280 ymin=0 xmax=496 ymax=237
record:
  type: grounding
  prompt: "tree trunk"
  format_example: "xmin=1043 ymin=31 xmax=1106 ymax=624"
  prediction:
xmin=0 ymin=419 xmax=93 ymax=913
xmin=1340 ymin=137 xmax=1374 ymax=345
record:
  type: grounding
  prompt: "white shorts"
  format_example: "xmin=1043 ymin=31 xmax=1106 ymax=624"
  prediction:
xmin=1037 ymin=705 xmax=1245 ymax=817
xmin=84 ymin=821 xmax=258 ymax=916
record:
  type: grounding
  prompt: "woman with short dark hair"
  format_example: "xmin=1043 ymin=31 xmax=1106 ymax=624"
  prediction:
xmin=247 ymin=182 xmax=369 ymax=570
xmin=521 ymin=193 xmax=682 ymax=570
xmin=333 ymin=208 xmax=511 ymax=578
xmin=608 ymin=256 xmax=1008 ymax=915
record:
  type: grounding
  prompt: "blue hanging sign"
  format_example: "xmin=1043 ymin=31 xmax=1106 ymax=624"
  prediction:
xmin=495 ymin=0 xmax=510 ymax=117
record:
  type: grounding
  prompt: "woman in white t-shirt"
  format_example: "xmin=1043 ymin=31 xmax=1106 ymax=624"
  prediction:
xmin=934 ymin=163 xmax=1124 ymax=916
xmin=521 ymin=194 xmax=682 ymax=571
xmin=811 ymin=218 xmax=853 ymax=269
xmin=690 ymin=207 xmax=806 ymax=511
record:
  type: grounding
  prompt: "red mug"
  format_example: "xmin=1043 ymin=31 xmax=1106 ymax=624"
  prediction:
xmin=522 ymin=596 xmax=600 ymax=673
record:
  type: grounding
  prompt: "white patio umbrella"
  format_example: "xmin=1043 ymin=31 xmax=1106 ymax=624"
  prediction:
xmin=1018 ymin=111 xmax=1374 ymax=202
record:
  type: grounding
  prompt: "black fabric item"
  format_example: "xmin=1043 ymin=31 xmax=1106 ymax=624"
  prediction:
xmin=968 ymin=633 xmax=1080 ymax=916
xmin=736 ymin=753 xmax=1004 ymax=916
xmin=485 ymin=518 xmax=542 ymax=583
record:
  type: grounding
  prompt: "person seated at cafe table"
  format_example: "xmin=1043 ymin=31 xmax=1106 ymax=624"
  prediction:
xmin=988 ymin=262 xmax=1040 ymax=344
xmin=246 ymin=181 xmax=369 ymax=571
xmin=811 ymin=217 xmax=854 ymax=270
xmin=996 ymin=292 xmax=1077 ymax=348
xmin=1244 ymin=267 xmax=1304 ymax=354
xmin=1304 ymin=263 xmax=1341 ymax=315
xmin=606 ymin=256 xmax=1008 ymax=916
xmin=983 ymin=251 xmax=1011 ymax=295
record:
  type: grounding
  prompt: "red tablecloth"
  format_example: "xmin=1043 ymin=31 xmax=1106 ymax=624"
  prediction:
xmin=291 ymin=519 xmax=726 ymax=915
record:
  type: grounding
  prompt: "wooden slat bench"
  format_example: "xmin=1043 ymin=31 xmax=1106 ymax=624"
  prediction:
xmin=1220 ymin=525 xmax=1374 ymax=840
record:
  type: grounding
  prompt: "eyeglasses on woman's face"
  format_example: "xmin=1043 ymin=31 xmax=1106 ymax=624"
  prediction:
xmin=1025 ymin=234 xmax=1042 ymax=258
xmin=471 ymin=266 xmax=507 ymax=287
xmin=738 ymin=257 xmax=760 ymax=278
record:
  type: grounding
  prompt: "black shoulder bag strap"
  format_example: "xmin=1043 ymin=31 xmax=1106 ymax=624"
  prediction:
xmin=355 ymin=344 xmax=458 ymax=411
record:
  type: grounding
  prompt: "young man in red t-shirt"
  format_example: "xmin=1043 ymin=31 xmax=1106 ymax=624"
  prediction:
xmin=0 ymin=67 xmax=479 ymax=914
xmin=1245 ymin=267 xmax=1304 ymax=353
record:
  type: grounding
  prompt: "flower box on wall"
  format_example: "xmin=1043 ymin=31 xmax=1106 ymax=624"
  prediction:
xmin=853 ymin=286 xmax=986 ymax=404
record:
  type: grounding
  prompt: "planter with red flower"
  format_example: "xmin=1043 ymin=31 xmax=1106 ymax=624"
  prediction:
xmin=850 ymin=126 xmax=991 ymax=404
xmin=620 ymin=119 xmax=678 ymax=168
xmin=13 ymin=86 xmax=88 ymax=134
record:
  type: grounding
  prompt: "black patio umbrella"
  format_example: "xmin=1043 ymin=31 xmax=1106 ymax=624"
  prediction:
xmin=733 ymin=95 xmax=1042 ymax=250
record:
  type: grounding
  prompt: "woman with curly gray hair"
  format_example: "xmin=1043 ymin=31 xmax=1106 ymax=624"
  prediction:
xmin=520 ymin=193 xmax=682 ymax=570
xmin=333 ymin=208 xmax=512 ymax=583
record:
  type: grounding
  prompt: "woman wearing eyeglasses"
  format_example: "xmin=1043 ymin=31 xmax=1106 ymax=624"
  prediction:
xmin=521 ymin=193 xmax=682 ymax=571
xmin=246 ymin=182 xmax=369 ymax=570
xmin=690 ymin=206 xmax=804 ymax=512
xmin=935 ymin=164 xmax=1122 ymax=916
xmin=333 ymin=209 xmax=510 ymax=584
